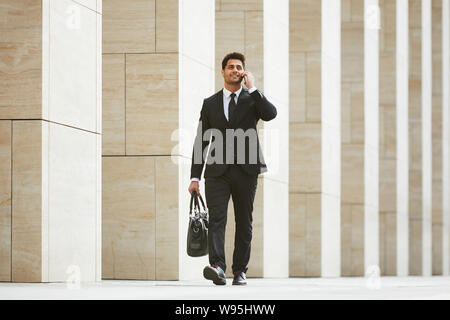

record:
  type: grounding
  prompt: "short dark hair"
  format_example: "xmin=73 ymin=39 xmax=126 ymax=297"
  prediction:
xmin=222 ymin=52 xmax=246 ymax=70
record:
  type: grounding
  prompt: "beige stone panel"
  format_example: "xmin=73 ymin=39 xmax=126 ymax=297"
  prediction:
xmin=289 ymin=193 xmax=306 ymax=277
xmin=409 ymin=121 xmax=422 ymax=170
xmin=380 ymin=105 xmax=396 ymax=159
xmin=0 ymin=0 xmax=42 ymax=28
xmin=385 ymin=213 xmax=397 ymax=276
xmin=432 ymin=223 xmax=443 ymax=275
xmin=102 ymin=157 xmax=156 ymax=280
xmin=220 ymin=0 xmax=263 ymax=11
xmin=306 ymin=52 xmax=321 ymax=122
xmin=432 ymin=199 xmax=443 ymax=224
xmin=350 ymin=0 xmax=364 ymax=22
xmin=432 ymin=0 xmax=443 ymax=276
xmin=290 ymin=52 xmax=306 ymax=123
xmin=379 ymin=159 xmax=396 ymax=213
xmin=380 ymin=212 xmax=397 ymax=275
xmin=290 ymin=0 xmax=321 ymax=53
xmin=379 ymin=54 xmax=396 ymax=108
xmin=342 ymin=0 xmax=352 ymax=23
xmin=351 ymin=205 xmax=364 ymax=276
xmin=409 ymin=25 xmax=421 ymax=81
xmin=155 ymin=157 xmax=178 ymax=280
xmin=215 ymin=11 xmax=245 ymax=90
xmin=215 ymin=0 xmax=221 ymax=11
xmin=290 ymin=123 xmax=321 ymax=193
xmin=245 ymin=11 xmax=264 ymax=92
xmin=306 ymin=193 xmax=321 ymax=277
xmin=341 ymin=144 xmax=364 ymax=204
xmin=102 ymin=54 xmax=125 ymax=155
xmin=380 ymin=212 xmax=397 ymax=276
xmin=11 ymin=121 xmax=42 ymax=282
xmin=0 ymin=121 xmax=11 ymax=281
xmin=103 ymin=0 xmax=155 ymax=54
xmin=351 ymin=84 xmax=364 ymax=144
xmin=126 ymin=53 xmax=178 ymax=155
xmin=341 ymin=203 xmax=352 ymax=276
xmin=156 ymin=0 xmax=178 ymax=52
xmin=409 ymin=80 xmax=422 ymax=120
xmin=342 ymin=83 xmax=352 ymax=144
xmin=409 ymin=169 xmax=422 ymax=220
xmin=409 ymin=0 xmax=422 ymax=29
xmin=342 ymin=22 xmax=364 ymax=83
xmin=380 ymin=0 xmax=396 ymax=53
xmin=409 ymin=219 xmax=422 ymax=275
xmin=408 ymin=6 xmax=421 ymax=243
xmin=379 ymin=211 xmax=386 ymax=274
xmin=0 ymin=25 xmax=41 ymax=119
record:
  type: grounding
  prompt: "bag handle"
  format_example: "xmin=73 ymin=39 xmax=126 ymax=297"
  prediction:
xmin=190 ymin=191 xmax=207 ymax=214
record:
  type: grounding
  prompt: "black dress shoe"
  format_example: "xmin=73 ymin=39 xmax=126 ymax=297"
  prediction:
xmin=203 ymin=265 xmax=227 ymax=285
xmin=232 ymin=272 xmax=247 ymax=285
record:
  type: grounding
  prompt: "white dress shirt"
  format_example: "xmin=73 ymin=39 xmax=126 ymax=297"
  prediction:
xmin=191 ymin=86 xmax=258 ymax=183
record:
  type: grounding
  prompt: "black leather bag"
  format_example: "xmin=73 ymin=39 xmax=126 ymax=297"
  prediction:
xmin=187 ymin=191 xmax=209 ymax=257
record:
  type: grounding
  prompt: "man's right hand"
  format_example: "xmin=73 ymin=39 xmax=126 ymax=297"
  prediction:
xmin=188 ymin=181 xmax=201 ymax=196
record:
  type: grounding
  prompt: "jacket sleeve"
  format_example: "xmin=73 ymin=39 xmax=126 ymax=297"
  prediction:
xmin=190 ymin=100 xmax=211 ymax=181
xmin=250 ymin=89 xmax=277 ymax=121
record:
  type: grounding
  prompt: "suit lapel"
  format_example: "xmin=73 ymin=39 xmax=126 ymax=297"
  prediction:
xmin=216 ymin=89 xmax=230 ymax=128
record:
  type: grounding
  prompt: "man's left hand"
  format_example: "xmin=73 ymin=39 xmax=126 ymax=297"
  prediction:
xmin=242 ymin=71 xmax=255 ymax=90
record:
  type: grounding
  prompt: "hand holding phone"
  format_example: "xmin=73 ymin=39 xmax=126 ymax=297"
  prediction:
xmin=241 ymin=71 xmax=255 ymax=89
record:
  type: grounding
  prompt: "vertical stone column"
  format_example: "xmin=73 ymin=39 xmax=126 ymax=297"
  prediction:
xmin=408 ymin=0 xmax=423 ymax=276
xmin=0 ymin=0 xmax=102 ymax=282
xmin=431 ymin=0 xmax=443 ymax=276
xmin=443 ymin=0 xmax=450 ymax=276
xmin=215 ymin=0 xmax=265 ymax=278
xmin=341 ymin=0 xmax=365 ymax=276
xmin=290 ymin=0 xmax=341 ymax=277
xmin=178 ymin=0 xmax=215 ymax=280
xmin=102 ymin=0 xmax=215 ymax=280
xmin=364 ymin=0 xmax=380 ymax=273
xmin=263 ymin=0 xmax=289 ymax=278
xmin=379 ymin=0 xmax=397 ymax=276
xmin=396 ymin=0 xmax=410 ymax=277
xmin=102 ymin=0 xmax=180 ymax=280
xmin=422 ymin=0 xmax=432 ymax=277
xmin=0 ymin=122 xmax=11 ymax=281
xmin=341 ymin=0 xmax=380 ymax=277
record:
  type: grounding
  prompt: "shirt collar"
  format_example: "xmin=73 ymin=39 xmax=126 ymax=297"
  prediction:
xmin=223 ymin=86 xmax=243 ymax=98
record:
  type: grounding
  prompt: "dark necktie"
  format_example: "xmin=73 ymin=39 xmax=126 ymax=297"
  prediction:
xmin=228 ymin=93 xmax=236 ymax=122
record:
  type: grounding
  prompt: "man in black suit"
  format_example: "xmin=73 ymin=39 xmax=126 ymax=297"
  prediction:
xmin=188 ymin=52 xmax=277 ymax=285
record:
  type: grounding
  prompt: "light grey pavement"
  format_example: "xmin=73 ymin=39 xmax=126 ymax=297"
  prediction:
xmin=1 ymin=277 xmax=450 ymax=300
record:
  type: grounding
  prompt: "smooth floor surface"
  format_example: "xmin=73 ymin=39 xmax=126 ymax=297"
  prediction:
xmin=1 ymin=277 xmax=450 ymax=300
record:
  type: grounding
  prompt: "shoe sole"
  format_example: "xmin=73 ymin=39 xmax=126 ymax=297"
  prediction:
xmin=232 ymin=281 xmax=247 ymax=286
xmin=203 ymin=267 xmax=226 ymax=285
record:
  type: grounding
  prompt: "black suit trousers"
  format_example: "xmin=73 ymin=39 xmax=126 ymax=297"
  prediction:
xmin=205 ymin=163 xmax=258 ymax=274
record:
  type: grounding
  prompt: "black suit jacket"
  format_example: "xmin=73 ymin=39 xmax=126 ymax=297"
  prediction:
xmin=190 ymin=87 xmax=277 ymax=180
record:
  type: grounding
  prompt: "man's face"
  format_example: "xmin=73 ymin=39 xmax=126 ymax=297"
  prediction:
xmin=221 ymin=59 xmax=244 ymax=85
